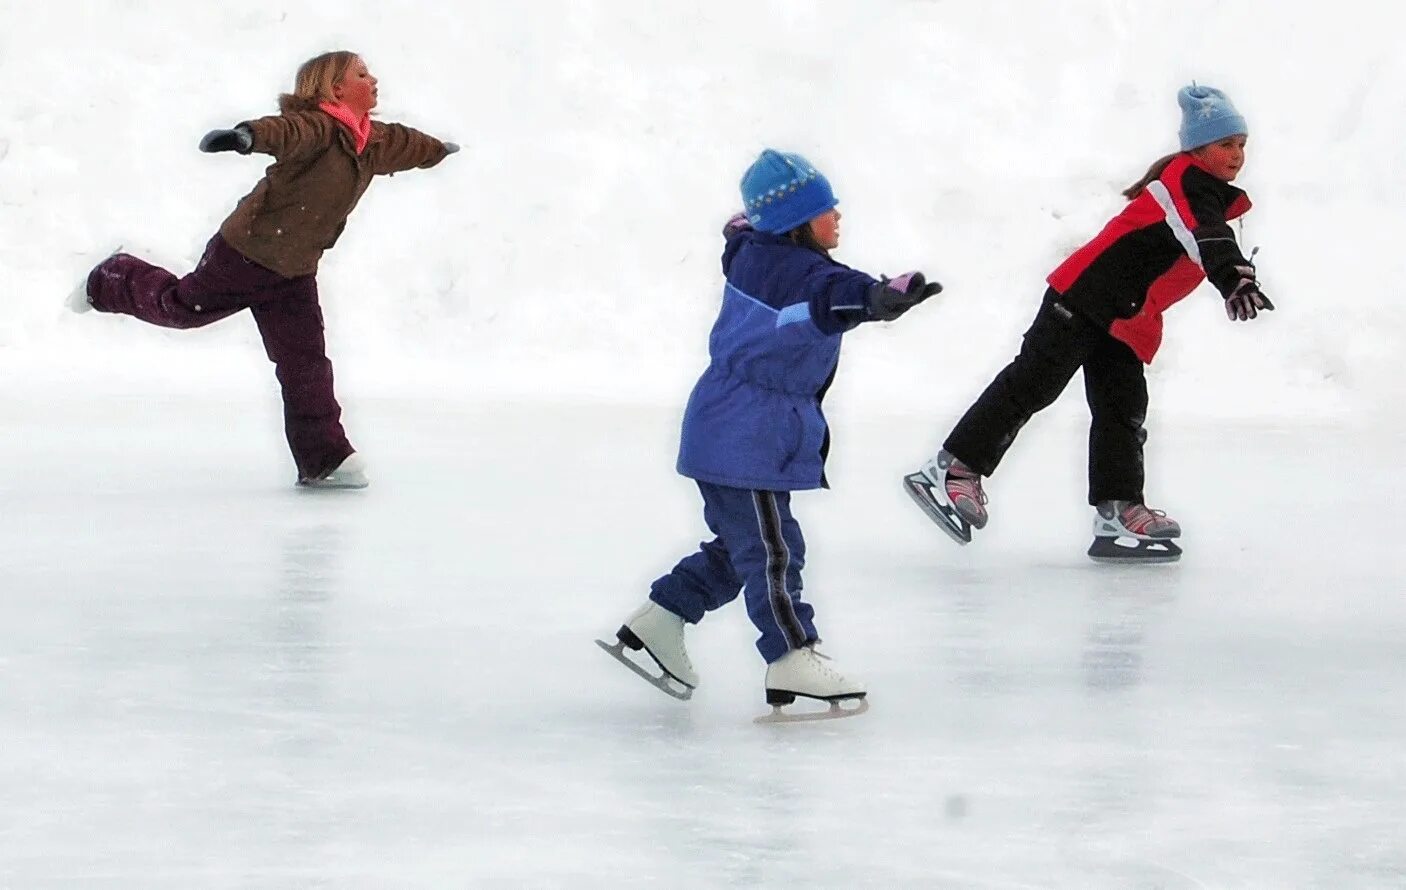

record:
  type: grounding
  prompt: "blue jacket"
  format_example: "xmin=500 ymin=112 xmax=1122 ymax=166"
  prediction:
xmin=676 ymin=230 xmax=878 ymax=491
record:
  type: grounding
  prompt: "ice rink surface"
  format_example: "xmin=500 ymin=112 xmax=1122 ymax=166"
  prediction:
xmin=2 ymin=394 xmax=1402 ymax=888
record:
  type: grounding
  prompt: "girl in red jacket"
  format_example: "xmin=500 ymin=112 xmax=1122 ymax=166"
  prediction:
xmin=905 ymin=84 xmax=1272 ymax=562
xmin=68 ymin=51 xmax=456 ymax=489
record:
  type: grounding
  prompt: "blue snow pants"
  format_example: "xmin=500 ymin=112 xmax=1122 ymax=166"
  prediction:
xmin=649 ymin=481 xmax=817 ymax=663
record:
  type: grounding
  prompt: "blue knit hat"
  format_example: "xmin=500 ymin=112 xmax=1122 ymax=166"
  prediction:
xmin=740 ymin=149 xmax=838 ymax=234
xmin=1178 ymin=84 xmax=1247 ymax=151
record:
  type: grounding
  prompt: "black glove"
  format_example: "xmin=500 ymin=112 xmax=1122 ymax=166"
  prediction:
xmin=866 ymin=271 xmax=942 ymax=322
xmin=722 ymin=211 xmax=752 ymax=239
xmin=199 ymin=125 xmax=253 ymax=154
xmin=1224 ymin=264 xmax=1274 ymax=321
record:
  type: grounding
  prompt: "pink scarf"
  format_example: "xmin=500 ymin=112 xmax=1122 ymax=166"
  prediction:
xmin=318 ymin=101 xmax=372 ymax=155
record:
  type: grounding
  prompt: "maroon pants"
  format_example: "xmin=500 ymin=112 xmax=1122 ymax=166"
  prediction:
xmin=87 ymin=234 xmax=354 ymax=481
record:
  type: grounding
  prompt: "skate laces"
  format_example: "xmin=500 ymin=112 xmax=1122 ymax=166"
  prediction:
xmin=944 ymin=464 xmax=987 ymax=506
xmin=1120 ymin=502 xmax=1168 ymax=534
xmin=670 ymin=625 xmax=695 ymax=671
xmin=803 ymin=645 xmax=843 ymax=680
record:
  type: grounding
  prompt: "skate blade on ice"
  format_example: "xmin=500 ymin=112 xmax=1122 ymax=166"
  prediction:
xmin=595 ymin=638 xmax=694 ymax=701
xmin=1087 ymin=535 xmax=1182 ymax=564
xmin=754 ymin=695 xmax=869 ymax=725
xmin=902 ymin=472 xmax=972 ymax=545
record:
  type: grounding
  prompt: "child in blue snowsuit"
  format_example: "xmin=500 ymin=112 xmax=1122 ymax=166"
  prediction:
xmin=603 ymin=149 xmax=942 ymax=710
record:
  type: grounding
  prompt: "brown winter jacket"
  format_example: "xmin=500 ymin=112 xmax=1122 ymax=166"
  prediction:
xmin=218 ymin=109 xmax=448 ymax=278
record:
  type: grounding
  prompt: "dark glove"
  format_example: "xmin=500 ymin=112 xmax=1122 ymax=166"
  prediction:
xmin=443 ymin=141 xmax=460 ymax=154
xmin=722 ymin=211 xmax=752 ymax=239
xmin=199 ymin=125 xmax=253 ymax=154
xmin=1224 ymin=265 xmax=1274 ymax=321
xmin=866 ymin=271 xmax=943 ymax=321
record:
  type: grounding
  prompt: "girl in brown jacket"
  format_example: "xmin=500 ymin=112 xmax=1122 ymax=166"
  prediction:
xmin=68 ymin=51 xmax=457 ymax=489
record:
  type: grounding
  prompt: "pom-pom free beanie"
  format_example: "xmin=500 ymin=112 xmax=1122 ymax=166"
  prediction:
xmin=740 ymin=149 xmax=838 ymax=234
xmin=1178 ymin=84 xmax=1247 ymax=151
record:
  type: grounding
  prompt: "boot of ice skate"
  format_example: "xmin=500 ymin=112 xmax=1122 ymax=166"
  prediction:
xmin=1087 ymin=499 xmax=1183 ymax=564
xmin=298 ymin=453 xmax=370 ymax=490
xmin=756 ymin=644 xmax=868 ymax=723
xmin=903 ymin=449 xmax=988 ymax=544
xmin=596 ymin=601 xmax=698 ymax=700
xmin=65 ymin=247 xmax=123 ymax=314
xmin=65 ymin=276 xmax=95 ymax=314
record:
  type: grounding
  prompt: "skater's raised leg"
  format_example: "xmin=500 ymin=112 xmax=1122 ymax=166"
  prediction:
xmin=648 ymin=493 xmax=746 ymax=624
xmin=945 ymin=293 xmax=1101 ymax=478
xmin=908 ymin=292 xmax=1099 ymax=541
xmin=600 ymin=487 xmax=744 ymax=698
xmin=84 ymin=235 xmax=253 ymax=329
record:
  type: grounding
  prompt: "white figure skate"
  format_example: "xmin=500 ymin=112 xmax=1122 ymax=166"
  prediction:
xmin=596 ymin=601 xmax=698 ymax=701
xmin=755 ymin=645 xmax=868 ymax=724
xmin=65 ymin=246 xmax=123 ymax=314
xmin=298 ymin=453 xmax=370 ymax=490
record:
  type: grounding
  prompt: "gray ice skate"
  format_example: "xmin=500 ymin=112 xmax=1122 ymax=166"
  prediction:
xmin=1087 ymin=499 xmax=1182 ymax=564
xmin=903 ymin=450 xmax=987 ymax=545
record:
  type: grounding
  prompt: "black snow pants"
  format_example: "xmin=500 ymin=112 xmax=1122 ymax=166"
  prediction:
xmin=943 ymin=289 xmax=1149 ymax=506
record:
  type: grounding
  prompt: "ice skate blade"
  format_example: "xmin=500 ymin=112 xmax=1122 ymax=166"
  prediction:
xmin=1087 ymin=536 xmax=1182 ymax=564
xmin=595 ymin=638 xmax=694 ymax=701
xmin=754 ymin=696 xmax=868 ymax=724
xmin=902 ymin=472 xmax=972 ymax=545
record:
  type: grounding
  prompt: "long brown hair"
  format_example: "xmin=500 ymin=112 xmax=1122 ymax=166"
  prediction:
xmin=1122 ymin=152 xmax=1182 ymax=200
xmin=785 ymin=221 xmax=828 ymax=255
xmin=278 ymin=50 xmax=358 ymax=113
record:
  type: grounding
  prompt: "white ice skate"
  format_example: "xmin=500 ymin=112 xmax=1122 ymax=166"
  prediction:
xmin=297 ymin=453 xmax=369 ymax=490
xmin=903 ymin=450 xmax=988 ymax=545
xmin=65 ymin=276 xmax=95 ymax=314
xmin=66 ymin=246 xmax=124 ymax=314
xmin=596 ymin=601 xmax=698 ymax=701
xmin=1087 ymin=499 xmax=1182 ymax=564
xmin=755 ymin=644 xmax=868 ymax=724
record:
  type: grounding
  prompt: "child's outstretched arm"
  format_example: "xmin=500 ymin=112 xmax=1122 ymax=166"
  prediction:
xmin=1182 ymin=172 xmax=1273 ymax=322
xmin=206 ymin=113 xmax=338 ymax=161
xmin=866 ymin=272 xmax=944 ymax=321
xmin=809 ymin=267 xmax=942 ymax=334
xmin=371 ymin=123 xmax=454 ymax=175
xmin=199 ymin=126 xmax=253 ymax=154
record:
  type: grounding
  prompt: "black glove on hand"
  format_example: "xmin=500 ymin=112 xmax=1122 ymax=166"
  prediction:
xmin=722 ymin=211 xmax=752 ymax=239
xmin=867 ymin=271 xmax=943 ymax=322
xmin=1224 ymin=264 xmax=1274 ymax=321
xmin=199 ymin=125 xmax=253 ymax=154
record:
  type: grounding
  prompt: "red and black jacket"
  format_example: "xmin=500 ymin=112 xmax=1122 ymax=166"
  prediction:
xmin=1047 ymin=153 xmax=1253 ymax=362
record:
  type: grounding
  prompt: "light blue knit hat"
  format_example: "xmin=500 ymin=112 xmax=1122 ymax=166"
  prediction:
xmin=739 ymin=149 xmax=838 ymax=234
xmin=1178 ymin=84 xmax=1247 ymax=151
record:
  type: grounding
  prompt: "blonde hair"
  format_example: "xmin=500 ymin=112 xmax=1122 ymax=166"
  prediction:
xmin=278 ymin=50 xmax=359 ymax=113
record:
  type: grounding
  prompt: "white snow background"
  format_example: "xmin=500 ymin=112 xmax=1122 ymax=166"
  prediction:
xmin=2 ymin=2 xmax=1405 ymax=888
xmin=2 ymin=0 xmax=1401 ymax=419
